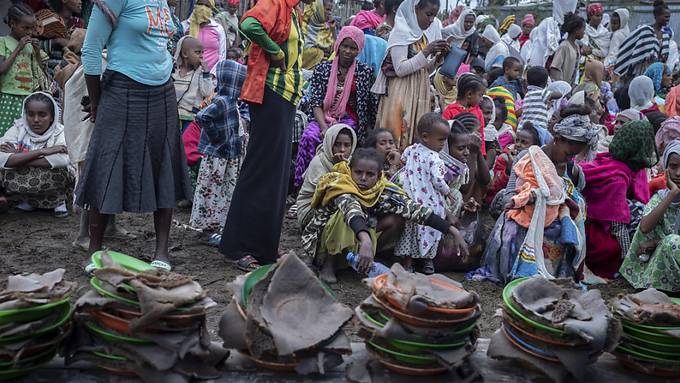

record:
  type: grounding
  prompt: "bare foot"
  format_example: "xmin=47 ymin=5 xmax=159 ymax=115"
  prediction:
xmin=72 ymin=236 xmax=90 ymax=251
xmin=105 ymin=223 xmax=136 ymax=239
xmin=319 ymin=260 xmax=337 ymax=284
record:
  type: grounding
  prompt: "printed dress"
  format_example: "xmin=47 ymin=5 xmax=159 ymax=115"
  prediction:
xmin=619 ymin=192 xmax=680 ymax=292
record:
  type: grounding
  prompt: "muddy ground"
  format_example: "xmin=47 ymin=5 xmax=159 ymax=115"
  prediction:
xmin=0 ymin=208 xmax=634 ymax=339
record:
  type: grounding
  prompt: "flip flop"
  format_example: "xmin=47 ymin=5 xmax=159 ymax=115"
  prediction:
xmin=84 ymin=263 xmax=97 ymax=276
xmin=285 ymin=204 xmax=298 ymax=219
xmin=150 ymin=260 xmax=172 ymax=272
xmin=233 ymin=255 xmax=261 ymax=272
xmin=206 ymin=233 xmax=222 ymax=247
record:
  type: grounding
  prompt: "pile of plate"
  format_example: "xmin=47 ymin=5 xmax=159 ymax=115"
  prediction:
xmin=356 ymin=264 xmax=480 ymax=376
xmin=0 ymin=269 xmax=75 ymax=380
xmin=490 ymin=277 xmax=620 ymax=382
xmin=66 ymin=250 xmax=227 ymax=381
xmin=219 ymin=252 xmax=353 ymax=374
xmin=611 ymin=289 xmax=680 ymax=378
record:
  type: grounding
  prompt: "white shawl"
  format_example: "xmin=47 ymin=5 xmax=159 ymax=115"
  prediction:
xmin=441 ymin=8 xmax=476 ymax=48
xmin=604 ymin=9 xmax=630 ymax=67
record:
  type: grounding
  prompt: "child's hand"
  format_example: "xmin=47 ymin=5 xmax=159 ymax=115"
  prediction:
xmin=332 ymin=152 xmax=347 ymax=164
xmin=668 ymin=176 xmax=680 ymax=196
xmin=357 ymin=236 xmax=374 ymax=275
xmin=468 ymin=133 xmax=482 ymax=152
xmin=41 ymin=145 xmax=67 ymax=156
xmin=447 ymin=226 xmax=469 ymax=258
xmin=463 ymin=197 xmax=480 ymax=213
xmin=386 ymin=150 xmax=401 ymax=167
xmin=0 ymin=143 xmax=17 ymax=153
xmin=17 ymin=36 xmax=32 ymax=50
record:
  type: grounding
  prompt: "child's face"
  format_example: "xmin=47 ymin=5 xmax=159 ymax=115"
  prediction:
xmin=421 ymin=122 xmax=450 ymax=152
xmin=182 ymin=39 xmax=204 ymax=68
xmin=574 ymin=25 xmax=586 ymax=40
xmin=610 ymin=13 xmax=621 ymax=32
xmin=506 ymin=63 xmax=523 ymax=81
xmin=615 ymin=115 xmax=631 ymax=129
xmin=374 ymin=131 xmax=395 ymax=156
xmin=516 ymin=129 xmax=537 ymax=152
xmin=667 ymin=154 xmax=680 ymax=186
xmin=663 ymin=70 xmax=673 ymax=88
xmin=442 ymin=74 xmax=456 ymax=88
xmin=11 ymin=15 xmax=36 ymax=39
xmin=332 ymin=132 xmax=353 ymax=160
xmin=25 ymin=100 xmax=54 ymax=135
xmin=64 ymin=0 xmax=82 ymax=13
xmin=589 ymin=11 xmax=602 ymax=28
xmin=467 ymin=90 xmax=483 ymax=108
xmin=227 ymin=3 xmax=239 ymax=14
xmin=480 ymin=102 xmax=493 ymax=126
xmin=448 ymin=134 xmax=470 ymax=163
xmin=351 ymin=158 xmax=381 ymax=190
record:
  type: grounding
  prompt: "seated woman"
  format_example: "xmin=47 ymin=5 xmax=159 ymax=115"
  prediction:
xmin=294 ymin=26 xmax=376 ymax=187
xmin=301 ymin=148 xmax=467 ymax=283
xmin=650 ymin=116 xmax=680 ymax=196
xmin=643 ymin=62 xmax=673 ymax=107
xmin=472 ymin=110 xmax=599 ymax=284
xmin=302 ymin=0 xmax=336 ymax=69
xmin=581 ymin=120 xmax=657 ymax=279
xmin=629 ymin=75 xmax=668 ymax=132
xmin=297 ymin=124 xmax=357 ymax=229
xmin=620 ymin=140 xmax=680 ymax=293
xmin=0 ymin=92 xmax=72 ymax=216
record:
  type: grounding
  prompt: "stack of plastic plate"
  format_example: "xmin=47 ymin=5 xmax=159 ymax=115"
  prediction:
xmin=612 ymin=295 xmax=680 ymax=378
xmin=76 ymin=251 xmax=211 ymax=376
xmin=498 ymin=278 xmax=596 ymax=365
xmin=357 ymin=272 xmax=480 ymax=376
xmin=0 ymin=272 xmax=74 ymax=380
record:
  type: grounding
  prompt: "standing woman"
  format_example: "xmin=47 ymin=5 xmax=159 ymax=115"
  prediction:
xmin=518 ymin=14 xmax=534 ymax=48
xmin=219 ymin=0 xmax=314 ymax=271
xmin=441 ymin=8 xmax=476 ymax=51
xmin=372 ymin=0 xmax=448 ymax=150
xmin=615 ymin=0 xmax=671 ymax=78
xmin=183 ymin=0 xmax=227 ymax=72
xmin=583 ymin=3 xmax=610 ymax=62
xmin=604 ymin=8 xmax=630 ymax=69
xmin=77 ymin=0 xmax=193 ymax=270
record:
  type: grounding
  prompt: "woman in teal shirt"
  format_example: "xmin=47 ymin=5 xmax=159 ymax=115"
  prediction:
xmin=76 ymin=0 xmax=192 ymax=271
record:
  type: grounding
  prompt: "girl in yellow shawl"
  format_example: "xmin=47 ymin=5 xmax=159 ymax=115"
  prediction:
xmin=301 ymin=148 xmax=467 ymax=283
xmin=302 ymin=0 xmax=336 ymax=69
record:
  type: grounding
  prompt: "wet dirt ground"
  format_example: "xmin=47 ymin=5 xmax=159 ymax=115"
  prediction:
xmin=0 ymin=208 xmax=635 ymax=339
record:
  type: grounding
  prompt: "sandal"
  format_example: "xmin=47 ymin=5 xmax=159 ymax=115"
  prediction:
xmin=421 ymin=260 xmax=435 ymax=275
xmin=84 ymin=263 xmax=97 ymax=276
xmin=233 ymin=255 xmax=261 ymax=272
xmin=206 ymin=233 xmax=222 ymax=247
xmin=286 ymin=204 xmax=298 ymax=219
xmin=150 ymin=260 xmax=172 ymax=271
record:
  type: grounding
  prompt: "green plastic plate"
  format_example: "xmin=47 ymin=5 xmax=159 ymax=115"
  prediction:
xmin=616 ymin=344 xmax=674 ymax=362
xmin=622 ymin=319 xmax=680 ymax=332
xmin=91 ymin=251 xmax=154 ymax=273
xmin=502 ymin=278 xmax=566 ymax=336
xmin=0 ymin=346 xmax=57 ymax=379
xmin=623 ymin=323 xmax=680 ymax=346
xmin=93 ymin=351 xmax=127 ymax=362
xmin=625 ymin=340 xmax=680 ymax=359
xmin=0 ymin=303 xmax=72 ymax=345
xmin=85 ymin=322 xmax=153 ymax=345
xmin=0 ymin=298 xmax=70 ymax=326
xmin=90 ymin=277 xmax=139 ymax=306
xmin=366 ymin=340 xmax=438 ymax=366
xmin=0 ymin=346 xmax=57 ymax=368
xmin=375 ymin=312 xmax=477 ymax=336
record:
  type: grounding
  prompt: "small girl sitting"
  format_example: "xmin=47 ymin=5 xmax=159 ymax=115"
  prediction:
xmin=0 ymin=92 xmax=72 ymax=216
xmin=302 ymin=148 xmax=467 ymax=283
xmin=173 ymin=36 xmax=214 ymax=132
xmin=364 ymin=128 xmax=400 ymax=179
xmin=395 ymin=113 xmax=466 ymax=274
xmin=443 ymin=73 xmax=487 ymax=155
xmin=296 ymin=124 xmax=357 ymax=229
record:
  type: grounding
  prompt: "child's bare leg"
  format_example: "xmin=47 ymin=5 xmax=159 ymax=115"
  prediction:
xmin=88 ymin=210 xmax=109 ymax=256
xmin=319 ymin=256 xmax=337 ymax=284
xmin=401 ymin=256 xmax=413 ymax=272
xmin=73 ymin=209 xmax=90 ymax=250
xmin=152 ymin=208 xmax=173 ymax=264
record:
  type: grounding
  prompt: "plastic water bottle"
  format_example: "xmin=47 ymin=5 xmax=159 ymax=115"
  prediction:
xmin=346 ymin=252 xmax=390 ymax=277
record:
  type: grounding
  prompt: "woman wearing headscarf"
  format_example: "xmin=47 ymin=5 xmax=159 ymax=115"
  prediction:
xmin=441 ymin=8 xmax=476 ymax=50
xmin=214 ymin=0 xmax=242 ymax=48
xmin=182 ymin=0 xmax=227 ymax=72
xmin=582 ymin=3 xmax=609 ymax=62
xmin=480 ymin=25 xmax=507 ymax=71
xmin=372 ymin=0 xmax=449 ymax=150
xmin=294 ymin=26 xmax=376 ymax=187
xmin=518 ymin=14 xmax=534 ymax=48
xmin=471 ymin=112 xmax=598 ymax=284
xmin=582 ymin=120 xmax=657 ymax=279
xmin=219 ymin=0 xmax=314 ymax=271
xmin=614 ymin=0 xmax=671 ymax=78
xmin=643 ymin=62 xmax=673 ymax=103
xmin=629 ymin=75 xmax=668 ymax=132
xmin=302 ymin=0 xmax=336 ymax=69
xmin=604 ymin=8 xmax=630 ymax=69
xmin=649 ymin=116 xmax=680 ymax=195
xmin=501 ymin=24 xmax=521 ymax=51
xmin=296 ymin=124 xmax=357 ymax=229
xmin=375 ymin=0 xmax=404 ymax=40
xmin=498 ymin=15 xmax=516 ymax=36
xmin=620 ymin=140 xmax=680 ymax=292
xmin=526 ymin=0 xmax=578 ymax=68
xmin=78 ymin=0 xmax=193 ymax=270
xmin=573 ymin=60 xmax=604 ymax=101
xmin=351 ymin=0 xmax=386 ymax=35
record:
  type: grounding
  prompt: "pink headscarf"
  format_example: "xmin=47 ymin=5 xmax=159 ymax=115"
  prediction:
xmin=323 ymin=26 xmax=365 ymax=124
xmin=521 ymin=14 xmax=535 ymax=27
xmin=350 ymin=10 xmax=384 ymax=31
xmin=587 ymin=3 xmax=604 ymax=16
xmin=656 ymin=116 xmax=680 ymax=150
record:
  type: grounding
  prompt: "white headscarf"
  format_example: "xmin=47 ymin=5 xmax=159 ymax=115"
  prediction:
xmin=613 ymin=8 xmax=630 ymax=34
xmin=501 ymin=24 xmax=522 ymax=51
xmin=547 ymin=80 xmax=572 ymax=116
xmin=553 ymin=0 xmax=578 ymax=25
xmin=585 ymin=18 xmax=611 ymax=57
xmin=387 ymin=0 xmax=443 ymax=50
xmin=628 ymin=76 xmax=656 ymax=111
xmin=605 ymin=9 xmax=631 ymax=67
xmin=483 ymin=26 xmax=507 ymax=70
xmin=482 ymin=25 xmax=501 ymax=44
xmin=442 ymin=8 xmax=476 ymax=48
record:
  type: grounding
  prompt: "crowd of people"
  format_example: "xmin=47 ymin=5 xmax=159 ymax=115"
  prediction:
xmin=1 ymin=0 xmax=679 ymax=294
